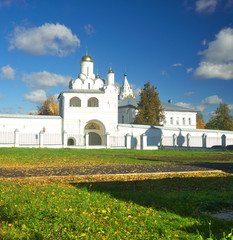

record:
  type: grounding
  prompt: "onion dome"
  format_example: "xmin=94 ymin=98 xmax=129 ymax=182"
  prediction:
xmin=81 ymin=51 xmax=93 ymax=62
xmin=108 ymin=67 xmax=114 ymax=73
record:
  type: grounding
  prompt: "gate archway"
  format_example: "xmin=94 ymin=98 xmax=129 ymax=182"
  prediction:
xmin=89 ymin=132 xmax=102 ymax=145
xmin=84 ymin=120 xmax=106 ymax=146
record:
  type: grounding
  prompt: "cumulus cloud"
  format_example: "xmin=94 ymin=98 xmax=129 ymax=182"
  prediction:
xmin=84 ymin=24 xmax=95 ymax=36
xmin=23 ymin=89 xmax=47 ymax=103
xmin=195 ymin=0 xmax=218 ymax=13
xmin=175 ymin=102 xmax=195 ymax=109
xmin=194 ymin=28 xmax=233 ymax=80
xmin=134 ymin=88 xmax=141 ymax=96
xmin=22 ymin=71 xmax=71 ymax=89
xmin=172 ymin=63 xmax=182 ymax=67
xmin=176 ymin=95 xmax=223 ymax=112
xmin=185 ymin=91 xmax=195 ymax=96
xmin=8 ymin=23 xmax=80 ymax=56
xmin=0 ymin=65 xmax=15 ymax=79
xmin=161 ymin=70 xmax=167 ymax=76
xmin=186 ymin=68 xmax=193 ymax=73
xmin=200 ymin=95 xmax=223 ymax=105
xmin=202 ymin=39 xmax=207 ymax=46
xmin=0 ymin=0 xmax=27 ymax=8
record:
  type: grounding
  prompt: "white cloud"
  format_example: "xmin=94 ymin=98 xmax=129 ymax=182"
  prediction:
xmin=200 ymin=95 xmax=223 ymax=105
xmin=53 ymin=93 xmax=59 ymax=102
xmin=194 ymin=62 xmax=233 ymax=79
xmin=9 ymin=23 xmax=80 ymax=56
xmin=134 ymin=88 xmax=141 ymax=96
xmin=202 ymin=39 xmax=207 ymax=46
xmin=0 ymin=65 xmax=15 ymax=79
xmin=172 ymin=63 xmax=182 ymax=67
xmin=195 ymin=0 xmax=218 ymax=13
xmin=161 ymin=70 xmax=167 ymax=76
xmin=185 ymin=91 xmax=195 ymax=96
xmin=175 ymin=102 xmax=194 ymax=109
xmin=0 ymin=0 xmax=27 ymax=8
xmin=84 ymin=24 xmax=95 ymax=36
xmin=186 ymin=68 xmax=193 ymax=73
xmin=22 ymin=71 xmax=71 ymax=89
xmin=175 ymin=95 xmax=223 ymax=112
xmin=194 ymin=28 xmax=233 ymax=80
xmin=23 ymin=89 xmax=47 ymax=103
xmin=228 ymin=104 xmax=233 ymax=111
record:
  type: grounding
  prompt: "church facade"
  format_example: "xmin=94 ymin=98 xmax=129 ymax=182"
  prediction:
xmin=0 ymin=53 xmax=233 ymax=149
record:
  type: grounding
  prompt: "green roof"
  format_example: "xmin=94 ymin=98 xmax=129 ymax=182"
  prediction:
xmin=118 ymin=98 xmax=197 ymax=112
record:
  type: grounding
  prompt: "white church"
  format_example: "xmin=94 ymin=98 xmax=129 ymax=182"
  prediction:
xmin=0 ymin=53 xmax=233 ymax=149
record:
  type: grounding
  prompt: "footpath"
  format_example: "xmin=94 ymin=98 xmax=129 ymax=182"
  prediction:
xmin=0 ymin=162 xmax=233 ymax=178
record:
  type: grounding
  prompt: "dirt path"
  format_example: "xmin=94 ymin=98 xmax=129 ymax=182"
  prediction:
xmin=1 ymin=162 xmax=233 ymax=178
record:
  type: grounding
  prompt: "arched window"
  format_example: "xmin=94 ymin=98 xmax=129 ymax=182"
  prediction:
xmin=88 ymin=97 xmax=99 ymax=107
xmin=67 ymin=138 xmax=75 ymax=146
xmin=170 ymin=117 xmax=173 ymax=125
xmin=70 ymin=97 xmax=81 ymax=107
xmin=183 ymin=117 xmax=185 ymax=125
xmin=188 ymin=118 xmax=191 ymax=125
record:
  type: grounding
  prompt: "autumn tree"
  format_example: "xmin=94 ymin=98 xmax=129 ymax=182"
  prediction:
xmin=196 ymin=112 xmax=206 ymax=129
xmin=37 ymin=96 xmax=59 ymax=116
xmin=206 ymin=103 xmax=233 ymax=131
xmin=134 ymin=81 xmax=165 ymax=126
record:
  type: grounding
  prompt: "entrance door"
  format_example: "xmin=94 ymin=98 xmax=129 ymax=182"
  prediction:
xmin=89 ymin=132 xmax=102 ymax=145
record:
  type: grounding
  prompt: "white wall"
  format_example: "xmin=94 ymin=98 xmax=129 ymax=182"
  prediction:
xmin=0 ymin=114 xmax=62 ymax=133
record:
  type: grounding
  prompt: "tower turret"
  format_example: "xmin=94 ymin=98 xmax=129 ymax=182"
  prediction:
xmin=80 ymin=51 xmax=94 ymax=79
xmin=107 ymin=67 xmax=115 ymax=85
xmin=119 ymin=72 xmax=135 ymax=99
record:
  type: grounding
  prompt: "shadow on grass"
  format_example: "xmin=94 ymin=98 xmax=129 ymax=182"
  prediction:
xmin=72 ymin=175 xmax=233 ymax=239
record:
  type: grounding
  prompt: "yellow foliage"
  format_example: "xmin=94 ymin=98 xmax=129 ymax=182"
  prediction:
xmin=38 ymin=96 xmax=59 ymax=116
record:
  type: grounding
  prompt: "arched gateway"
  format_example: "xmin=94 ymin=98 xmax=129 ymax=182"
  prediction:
xmin=84 ymin=120 xmax=105 ymax=146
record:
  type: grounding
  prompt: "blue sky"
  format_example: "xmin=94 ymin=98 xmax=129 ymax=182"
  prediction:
xmin=0 ymin=0 xmax=233 ymax=121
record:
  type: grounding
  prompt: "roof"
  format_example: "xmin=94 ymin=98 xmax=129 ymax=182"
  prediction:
xmin=118 ymin=98 xmax=197 ymax=112
xmin=0 ymin=114 xmax=62 ymax=119
xmin=59 ymin=89 xmax=105 ymax=98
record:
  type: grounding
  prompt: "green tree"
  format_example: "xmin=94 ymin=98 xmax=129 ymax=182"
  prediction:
xmin=206 ymin=103 xmax=233 ymax=131
xmin=37 ymin=96 xmax=59 ymax=116
xmin=134 ymin=81 xmax=165 ymax=126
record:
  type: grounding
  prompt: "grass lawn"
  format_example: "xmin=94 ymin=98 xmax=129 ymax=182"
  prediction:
xmin=0 ymin=147 xmax=233 ymax=167
xmin=0 ymin=172 xmax=233 ymax=239
xmin=0 ymin=148 xmax=233 ymax=239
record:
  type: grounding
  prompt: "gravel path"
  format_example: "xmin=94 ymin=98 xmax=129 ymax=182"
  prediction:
xmin=0 ymin=162 xmax=233 ymax=178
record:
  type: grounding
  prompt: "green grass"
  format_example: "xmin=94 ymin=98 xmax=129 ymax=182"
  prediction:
xmin=0 ymin=147 xmax=233 ymax=167
xmin=0 ymin=173 xmax=233 ymax=239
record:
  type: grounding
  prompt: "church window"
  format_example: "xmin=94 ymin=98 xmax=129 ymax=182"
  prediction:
xmin=70 ymin=97 xmax=81 ymax=107
xmin=176 ymin=117 xmax=179 ymax=125
xmin=183 ymin=117 xmax=185 ymax=125
xmin=122 ymin=115 xmax=124 ymax=123
xmin=88 ymin=97 xmax=99 ymax=107
xmin=170 ymin=117 xmax=173 ymax=125
xmin=189 ymin=118 xmax=191 ymax=125
xmin=88 ymin=83 xmax=90 ymax=89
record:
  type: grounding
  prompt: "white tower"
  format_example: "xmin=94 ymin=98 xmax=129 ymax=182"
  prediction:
xmin=119 ymin=73 xmax=135 ymax=99
xmin=107 ymin=67 xmax=115 ymax=85
xmin=79 ymin=51 xmax=95 ymax=80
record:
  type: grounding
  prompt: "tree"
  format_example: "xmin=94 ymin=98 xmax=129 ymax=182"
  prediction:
xmin=196 ymin=112 xmax=206 ymax=129
xmin=206 ymin=103 xmax=233 ymax=131
xmin=37 ymin=96 xmax=59 ymax=116
xmin=134 ymin=81 xmax=165 ymax=126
